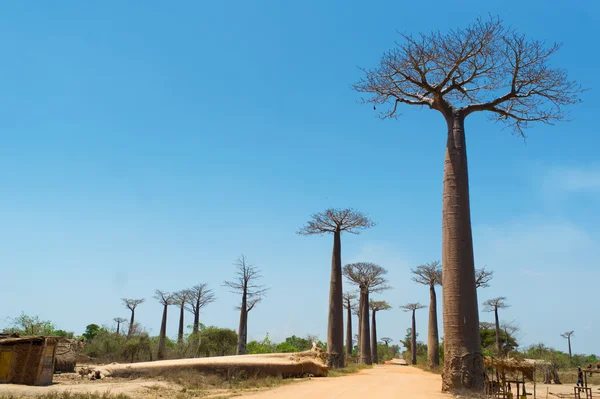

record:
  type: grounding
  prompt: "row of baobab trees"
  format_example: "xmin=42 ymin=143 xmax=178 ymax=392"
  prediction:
xmin=115 ymin=255 xmax=267 ymax=360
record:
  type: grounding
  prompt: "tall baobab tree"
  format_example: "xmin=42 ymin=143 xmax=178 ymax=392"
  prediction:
xmin=380 ymin=337 xmax=393 ymax=346
xmin=113 ymin=317 xmax=127 ymax=335
xmin=154 ymin=290 xmax=173 ymax=360
xmin=411 ymin=261 xmax=443 ymax=367
xmin=401 ymin=303 xmax=426 ymax=365
xmin=560 ymin=330 xmax=574 ymax=361
xmin=122 ymin=298 xmax=145 ymax=339
xmin=298 ymin=208 xmax=375 ymax=368
xmin=475 ymin=267 xmax=494 ymax=289
xmin=342 ymin=292 xmax=357 ymax=357
xmin=186 ymin=283 xmax=216 ymax=348
xmin=354 ymin=17 xmax=582 ymax=391
xmin=483 ymin=297 xmax=510 ymax=355
xmin=369 ymin=300 xmax=391 ymax=364
xmin=223 ymin=255 xmax=268 ymax=355
xmin=172 ymin=290 xmax=190 ymax=345
xmin=343 ymin=262 xmax=390 ymax=365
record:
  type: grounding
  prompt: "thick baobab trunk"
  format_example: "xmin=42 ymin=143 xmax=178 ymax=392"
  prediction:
xmin=346 ymin=302 xmax=353 ymax=357
xmin=371 ymin=309 xmax=378 ymax=364
xmin=191 ymin=299 xmax=201 ymax=356
xmin=428 ymin=284 xmax=440 ymax=367
xmin=567 ymin=337 xmax=572 ymax=361
xmin=116 ymin=321 xmax=121 ymax=335
xmin=357 ymin=299 xmax=362 ymax=357
xmin=411 ymin=310 xmax=417 ymax=365
xmin=359 ymin=289 xmax=372 ymax=365
xmin=157 ymin=304 xmax=168 ymax=360
xmin=441 ymin=112 xmax=484 ymax=392
xmin=178 ymin=303 xmax=185 ymax=345
xmin=327 ymin=230 xmax=344 ymax=368
xmin=128 ymin=310 xmax=135 ymax=339
xmin=237 ymin=292 xmax=248 ymax=355
xmin=494 ymin=307 xmax=501 ymax=355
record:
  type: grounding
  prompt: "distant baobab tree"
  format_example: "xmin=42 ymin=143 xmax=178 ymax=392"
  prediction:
xmin=298 ymin=208 xmax=375 ymax=368
xmin=411 ymin=261 xmax=443 ymax=367
xmin=122 ymin=298 xmax=145 ymax=339
xmin=475 ymin=267 xmax=494 ymax=289
xmin=483 ymin=297 xmax=510 ymax=355
xmin=223 ymin=255 xmax=268 ymax=355
xmin=185 ymin=283 xmax=216 ymax=352
xmin=351 ymin=302 xmax=361 ymax=356
xmin=380 ymin=337 xmax=393 ymax=346
xmin=154 ymin=290 xmax=173 ymax=360
xmin=343 ymin=262 xmax=390 ymax=365
xmin=173 ymin=290 xmax=191 ymax=345
xmin=401 ymin=303 xmax=426 ymax=365
xmin=342 ymin=292 xmax=358 ymax=357
xmin=560 ymin=330 xmax=575 ymax=361
xmin=354 ymin=14 xmax=583 ymax=392
xmin=369 ymin=300 xmax=391 ymax=363
xmin=113 ymin=317 xmax=127 ymax=335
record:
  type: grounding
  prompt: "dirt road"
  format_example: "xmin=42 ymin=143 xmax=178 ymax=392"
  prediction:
xmin=242 ymin=364 xmax=450 ymax=399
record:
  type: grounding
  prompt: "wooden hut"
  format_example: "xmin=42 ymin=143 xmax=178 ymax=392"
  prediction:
xmin=484 ymin=357 xmax=544 ymax=399
xmin=53 ymin=338 xmax=78 ymax=373
xmin=0 ymin=336 xmax=58 ymax=386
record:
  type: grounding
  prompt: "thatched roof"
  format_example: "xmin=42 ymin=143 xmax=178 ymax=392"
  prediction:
xmin=484 ymin=357 xmax=541 ymax=380
xmin=0 ymin=336 xmax=58 ymax=346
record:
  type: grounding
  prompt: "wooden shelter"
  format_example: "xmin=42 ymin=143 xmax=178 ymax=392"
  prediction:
xmin=53 ymin=338 xmax=81 ymax=373
xmin=485 ymin=357 xmax=544 ymax=399
xmin=0 ymin=336 xmax=58 ymax=386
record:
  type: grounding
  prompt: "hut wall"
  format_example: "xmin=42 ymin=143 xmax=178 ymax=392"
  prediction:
xmin=0 ymin=338 xmax=57 ymax=386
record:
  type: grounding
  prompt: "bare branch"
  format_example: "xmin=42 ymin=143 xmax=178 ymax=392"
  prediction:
xmin=122 ymin=298 xmax=145 ymax=311
xmin=185 ymin=284 xmax=216 ymax=315
xmin=297 ymin=208 xmax=375 ymax=236
xmin=475 ymin=266 xmax=494 ymax=289
xmin=369 ymin=300 xmax=392 ymax=312
xmin=400 ymin=303 xmax=426 ymax=312
xmin=411 ymin=261 xmax=442 ymax=286
xmin=560 ymin=330 xmax=574 ymax=339
xmin=483 ymin=297 xmax=509 ymax=311
xmin=113 ymin=317 xmax=127 ymax=324
xmin=343 ymin=292 xmax=358 ymax=310
xmin=223 ymin=255 xmax=268 ymax=312
xmin=154 ymin=290 xmax=174 ymax=306
xmin=343 ymin=262 xmax=391 ymax=293
xmin=354 ymin=16 xmax=584 ymax=134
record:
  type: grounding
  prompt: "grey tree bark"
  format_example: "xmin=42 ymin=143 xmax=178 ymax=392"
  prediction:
xmin=157 ymin=303 xmax=169 ymax=360
xmin=359 ymin=289 xmax=372 ymax=365
xmin=327 ymin=230 xmax=344 ymax=368
xmin=371 ymin=309 xmax=378 ymax=364
xmin=428 ymin=284 xmax=440 ymax=367
xmin=346 ymin=301 xmax=353 ymax=357
xmin=441 ymin=113 xmax=483 ymax=390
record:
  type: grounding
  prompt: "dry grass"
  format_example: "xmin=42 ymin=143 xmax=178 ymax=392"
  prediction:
xmin=327 ymin=363 xmax=372 ymax=377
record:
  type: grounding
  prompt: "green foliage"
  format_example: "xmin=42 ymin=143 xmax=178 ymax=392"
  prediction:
xmin=197 ymin=326 xmax=238 ymax=357
xmin=246 ymin=333 xmax=275 ymax=354
xmin=54 ymin=330 xmax=75 ymax=339
xmin=400 ymin=328 xmax=416 ymax=351
xmin=479 ymin=325 xmax=518 ymax=354
xmin=3 ymin=312 xmax=60 ymax=336
xmin=82 ymin=324 xmax=101 ymax=341
xmin=376 ymin=343 xmax=400 ymax=362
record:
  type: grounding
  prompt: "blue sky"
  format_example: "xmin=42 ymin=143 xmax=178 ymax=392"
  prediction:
xmin=1 ymin=1 xmax=598 ymax=355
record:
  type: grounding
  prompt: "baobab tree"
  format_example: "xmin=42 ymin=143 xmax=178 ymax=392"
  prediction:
xmin=223 ymin=255 xmax=268 ymax=355
xmin=411 ymin=261 xmax=443 ymax=367
xmin=185 ymin=283 xmax=216 ymax=349
xmin=475 ymin=267 xmax=494 ymax=289
xmin=342 ymin=292 xmax=357 ymax=357
xmin=354 ymin=17 xmax=582 ymax=391
xmin=369 ymin=300 xmax=391 ymax=363
xmin=122 ymin=298 xmax=145 ymax=339
xmin=343 ymin=262 xmax=390 ymax=365
xmin=154 ymin=290 xmax=173 ymax=360
xmin=483 ymin=297 xmax=510 ymax=355
xmin=380 ymin=337 xmax=393 ymax=346
xmin=113 ymin=317 xmax=127 ymax=335
xmin=401 ymin=303 xmax=426 ymax=365
xmin=352 ymin=302 xmax=361 ymax=356
xmin=173 ymin=290 xmax=191 ymax=345
xmin=298 ymin=208 xmax=375 ymax=368
xmin=561 ymin=330 xmax=574 ymax=361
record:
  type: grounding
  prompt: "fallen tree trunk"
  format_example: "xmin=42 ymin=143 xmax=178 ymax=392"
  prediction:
xmin=89 ymin=350 xmax=328 ymax=379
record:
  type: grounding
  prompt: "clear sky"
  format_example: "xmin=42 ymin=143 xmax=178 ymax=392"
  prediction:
xmin=1 ymin=0 xmax=598 ymax=355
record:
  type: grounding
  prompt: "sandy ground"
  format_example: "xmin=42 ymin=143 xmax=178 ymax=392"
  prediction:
xmin=1 ymin=363 xmax=598 ymax=398
xmin=241 ymin=364 xmax=450 ymax=399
